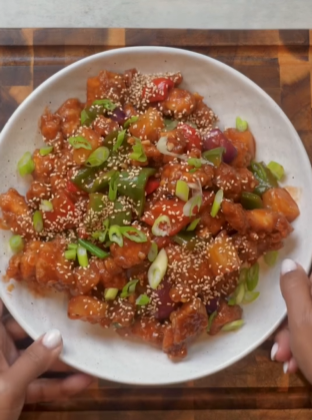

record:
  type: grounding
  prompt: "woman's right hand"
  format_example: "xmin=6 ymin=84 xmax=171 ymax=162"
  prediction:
xmin=271 ymin=259 xmax=312 ymax=382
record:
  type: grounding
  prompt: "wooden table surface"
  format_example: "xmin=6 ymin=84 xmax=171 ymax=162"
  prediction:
xmin=1 ymin=28 xmax=312 ymax=420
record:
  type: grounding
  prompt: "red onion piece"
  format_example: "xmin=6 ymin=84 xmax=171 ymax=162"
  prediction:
xmin=111 ymin=108 xmax=126 ymax=124
xmin=154 ymin=279 xmax=177 ymax=321
xmin=203 ymin=129 xmax=237 ymax=164
xmin=206 ymin=297 xmax=220 ymax=314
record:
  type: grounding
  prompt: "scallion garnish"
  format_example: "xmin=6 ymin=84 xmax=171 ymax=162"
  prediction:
xmin=152 ymin=215 xmax=171 ymax=237
xmin=221 ymin=319 xmax=244 ymax=332
xmin=113 ymin=129 xmax=127 ymax=151
xmin=242 ymin=291 xmax=260 ymax=304
xmin=236 ymin=117 xmax=248 ymax=132
xmin=207 ymin=311 xmax=217 ymax=333
xmin=210 ymin=189 xmax=223 ymax=217
xmin=78 ymin=238 xmax=109 ymax=259
xmin=85 ymin=147 xmax=109 ymax=167
xmin=186 ymin=218 xmax=201 ymax=231
xmin=108 ymin=172 xmax=119 ymax=202
xmin=33 ymin=210 xmax=43 ymax=232
xmin=183 ymin=195 xmax=202 ymax=217
xmin=68 ymin=243 xmax=78 ymax=250
xmin=188 ymin=158 xmax=202 ymax=168
xmin=148 ymin=242 xmax=158 ymax=262
xmin=92 ymin=99 xmax=116 ymax=110
xmin=77 ymin=245 xmax=89 ymax=267
xmin=175 ymin=180 xmax=189 ymax=202
xmin=64 ymin=249 xmax=77 ymax=261
xmin=202 ymin=147 xmax=225 ymax=167
xmin=68 ymin=136 xmax=92 ymax=150
xmin=148 ymin=248 xmax=168 ymax=290
xmin=39 ymin=146 xmax=53 ymax=156
xmin=267 ymin=161 xmax=285 ymax=181
xmin=136 ymin=294 xmax=150 ymax=306
xmin=109 ymin=225 xmax=123 ymax=247
xmin=246 ymin=262 xmax=259 ymax=291
xmin=40 ymin=200 xmax=53 ymax=212
xmin=17 ymin=152 xmax=35 ymax=177
xmin=80 ymin=109 xmax=89 ymax=125
xmin=104 ymin=288 xmax=119 ymax=301
xmin=9 ymin=235 xmax=24 ymax=253
xmin=264 ymin=250 xmax=279 ymax=267
xmin=124 ymin=116 xmax=139 ymax=129
xmin=120 ymin=279 xmax=139 ymax=298
xmin=120 ymin=226 xmax=147 ymax=243
xmin=129 ymin=138 xmax=147 ymax=162
xmin=164 ymin=119 xmax=178 ymax=131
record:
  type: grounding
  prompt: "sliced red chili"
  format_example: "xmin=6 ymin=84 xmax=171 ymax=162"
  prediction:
xmin=145 ymin=178 xmax=160 ymax=195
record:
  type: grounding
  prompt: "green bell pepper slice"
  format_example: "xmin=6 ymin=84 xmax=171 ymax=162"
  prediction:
xmin=249 ymin=161 xmax=278 ymax=196
xmin=108 ymin=199 xmax=132 ymax=226
xmin=241 ymin=192 xmax=263 ymax=210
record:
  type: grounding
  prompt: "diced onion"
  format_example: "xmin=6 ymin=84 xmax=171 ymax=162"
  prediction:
xmin=210 ymin=189 xmax=223 ymax=217
xmin=221 ymin=319 xmax=245 ymax=332
xmin=175 ymin=180 xmax=189 ymax=202
xmin=17 ymin=152 xmax=35 ymax=177
xmin=40 ymin=200 xmax=53 ymax=212
xmin=148 ymin=242 xmax=158 ymax=262
xmin=148 ymin=248 xmax=168 ymax=290
xmin=183 ymin=194 xmax=202 ymax=217
xmin=267 ymin=161 xmax=285 ymax=181
xmin=85 ymin=147 xmax=109 ymax=167
xmin=236 ymin=117 xmax=248 ymax=132
xmin=9 ymin=235 xmax=24 ymax=253
xmin=104 ymin=288 xmax=119 ymax=301
xmin=33 ymin=210 xmax=43 ymax=232
xmin=136 ymin=294 xmax=150 ymax=306
xmin=77 ymin=245 xmax=89 ymax=267
xmin=152 ymin=215 xmax=171 ymax=237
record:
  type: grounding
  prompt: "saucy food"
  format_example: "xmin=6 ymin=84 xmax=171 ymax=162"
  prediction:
xmin=0 ymin=69 xmax=300 ymax=360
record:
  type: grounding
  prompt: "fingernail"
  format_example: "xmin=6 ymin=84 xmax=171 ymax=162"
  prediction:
xmin=283 ymin=361 xmax=289 ymax=374
xmin=271 ymin=343 xmax=279 ymax=361
xmin=42 ymin=329 xmax=62 ymax=349
xmin=281 ymin=259 xmax=297 ymax=276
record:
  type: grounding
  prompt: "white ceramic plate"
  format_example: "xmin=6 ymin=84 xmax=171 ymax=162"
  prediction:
xmin=0 ymin=47 xmax=312 ymax=385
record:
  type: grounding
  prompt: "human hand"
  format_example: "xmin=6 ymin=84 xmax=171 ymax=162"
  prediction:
xmin=0 ymin=300 xmax=93 ymax=420
xmin=271 ymin=259 xmax=312 ymax=381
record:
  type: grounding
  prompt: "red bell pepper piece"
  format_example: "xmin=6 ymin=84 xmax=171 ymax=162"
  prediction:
xmin=142 ymin=78 xmax=174 ymax=103
xmin=44 ymin=191 xmax=77 ymax=230
xmin=145 ymin=177 xmax=160 ymax=195
xmin=178 ymin=124 xmax=202 ymax=151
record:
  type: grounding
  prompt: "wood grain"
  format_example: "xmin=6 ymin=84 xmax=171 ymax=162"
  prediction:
xmin=0 ymin=28 xmax=312 ymax=418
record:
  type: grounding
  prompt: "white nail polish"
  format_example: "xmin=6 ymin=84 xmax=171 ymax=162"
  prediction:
xmin=281 ymin=259 xmax=297 ymax=276
xmin=42 ymin=329 xmax=62 ymax=349
xmin=283 ymin=361 xmax=289 ymax=374
xmin=271 ymin=343 xmax=278 ymax=361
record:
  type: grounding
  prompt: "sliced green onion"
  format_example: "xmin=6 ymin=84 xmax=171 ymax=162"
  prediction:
xmin=77 ymin=245 xmax=89 ymax=267
xmin=33 ymin=210 xmax=43 ymax=232
xmin=80 ymin=109 xmax=89 ymax=125
xmin=148 ymin=242 xmax=158 ymax=262
xmin=242 ymin=291 xmax=260 ymax=304
xmin=85 ymin=147 xmax=109 ymax=167
xmin=236 ymin=117 xmax=248 ymax=132
xmin=68 ymin=243 xmax=78 ymax=250
xmin=207 ymin=311 xmax=217 ymax=333
xmin=186 ymin=218 xmax=201 ymax=231
xmin=40 ymin=200 xmax=53 ymax=212
xmin=78 ymin=238 xmax=109 ymax=259
xmin=136 ymin=294 xmax=150 ymax=306
xmin=92 ymin=219 xmax=110 ymax=243
xmin=9 ymin=235 xmax=24 ymax=253
xmin=239 ymin=267 xmax=248 ymax=283
xmin=267 ymin=161 xmax=285 ymax=181
xmin=120 ymin=226 xmax=147 ymax=243
xmin=64 ymin=249 xmax=77 ymax=261
xmin=189 ymin=168 xmax=198 ymax=173
xmin=188 ymin=158 xmax=202 ymax=168
xmin=148 ymin=248 xmax=168 ymax=290
xmin=175 ymin=180 xmax=189 ymax=202
xmin=109 ymin=225 xmax=123 ymax=247
xmin=120 ymin=279 xmax=139 ymax=298
xmin=124 ymin=116 xmax=139 ymax=129
xmin=92 ymin=99 xmax=116 ymax=110
xmin=164 ymin=119 xmax=178 ymax=131
xmin=246 ymin=262 xmax=259 ymax=291
xmin=68 ymin=136 xmax=92 ymax=150
xmin=129 ymin=138 xmax=147 ymax=162
xmin=17 ymin=152 xmax=35 ymax=176
xmin=202 ymin=147 xmax=225 ymax=167
xmin=104 ymin=288 xmax=119 ymax=301
xmin=113 ymin=129 xmax=127 ymax=152
xmin=241 ymin=192 xmax=263 ymax=210
xmin=183 ymin=195 xmax=202 ymax=217
xmin=152 ymin=215 xmax=171 ymax=237
xmin=210 ymin=189 xmax=223 ymax=217
xmin=108 ymin=172 xmax=119 ymax=202
xmin=233 ymin=283 xmax=245 ymax=305
xmin=264 ymin=250 xmax=279 ymax=267
xmin=221 ymin=319 xmax=244 ymax=332
xmin=39 ymin=146 xmax=53 ymax=156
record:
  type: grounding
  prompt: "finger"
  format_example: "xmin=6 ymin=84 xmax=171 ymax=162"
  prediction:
xmin=4 ymin=318 xmax=28 ymax=341
xmin=17 ymin=350 xmax=75 ymax=373
xmin=0 ymin=299 xmax=3 ymax=317
xmin=25 ymin=374 xmax=94 ymax=404
xmin=283 ymin=357 xmax=299 ymax=374
xmin=2 ymin=329 xmax=63 ymax=393
xmin=271 ymin=328 xmax=292 ymax=362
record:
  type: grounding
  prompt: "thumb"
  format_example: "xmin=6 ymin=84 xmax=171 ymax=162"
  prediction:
xmin=280 ymin=259 xmax=312 ymax=330
xmin=3 ymin=329 xmax=63 ymax=393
